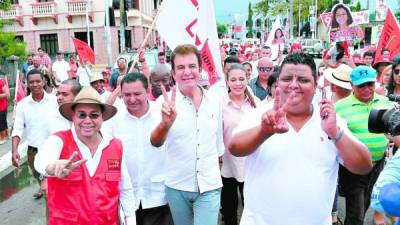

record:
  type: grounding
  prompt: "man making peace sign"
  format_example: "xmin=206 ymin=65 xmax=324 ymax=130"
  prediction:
xmin=151 ymin=44 xmax=224 ymax=225
xmin=229 ymin=53 xmax=373 ymax=225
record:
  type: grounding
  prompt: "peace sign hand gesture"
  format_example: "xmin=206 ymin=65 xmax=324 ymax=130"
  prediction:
xmin=49 ymin=151 xmax=87 ymax=179
xmin=261 ymin=88 xmax=293 ymax=134
xmin=160 ymin=84 xmax=177 ymax=129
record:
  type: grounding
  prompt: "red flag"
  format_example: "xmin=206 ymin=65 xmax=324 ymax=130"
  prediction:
xmin=71 ymin=37 xmax=95 ymax=64
xmin=375 ymin=9 xmax=400 ymax=61
xmin=200 ymin=39 xmax=218 ymax=85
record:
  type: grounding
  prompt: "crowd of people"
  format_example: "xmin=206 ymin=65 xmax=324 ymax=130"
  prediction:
xmin=4 ymin=32 xmax=400 ymax=225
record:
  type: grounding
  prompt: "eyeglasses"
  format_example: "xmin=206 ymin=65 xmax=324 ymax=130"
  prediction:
xmin=76 ymin=111 xmax=101 ymax=119
xmin=394 ymin=69 xmax=400 ymax=75
xmin=355 ymin=82 xmax=375 ymax=88
xmin=257 ymin=67 xmax=273 ymax=72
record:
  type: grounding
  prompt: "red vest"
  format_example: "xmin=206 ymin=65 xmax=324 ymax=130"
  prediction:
xmin=47 ymin=130 xmax=123 ymax=225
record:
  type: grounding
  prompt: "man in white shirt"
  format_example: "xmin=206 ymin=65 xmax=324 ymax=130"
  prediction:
xmin=106 ymin=73 xmax=173 ymax=225
xmin=34 ymin=86 xmax=136 ymax=225
xmin=52 ymin=52 xmax=71 ymax=86
xmin=90 ymin=73 xmax=111 ymax=103
xmin=151 ymin=44 xmax=224 ymax=225
xmin=229 ymin=53 xmax=373 ymax=225
xmin=11 ymin=69 xmax=58 ymax=199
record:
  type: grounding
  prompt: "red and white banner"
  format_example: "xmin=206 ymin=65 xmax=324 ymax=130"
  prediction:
xmin=375 ymin=9 xmax=400 ymax=61
xmin=156 ymin=0 xmax=222 ymax=85
xmin=71 ymin=37 xmax=95 ymax=65
xmin=320 ymin=10 xmax=370 ymax=28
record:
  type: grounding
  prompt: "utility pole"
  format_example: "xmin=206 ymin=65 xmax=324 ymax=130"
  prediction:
xmin=119 ymin=0 xmax=126 ymax=53
xmin=85 ymin=0 xmax=91 ymax=47
xmin=290 ymin=0 xmax=294 ymax=39
xmin=105 ymin=0 xmax=112 ymax=66
xmin=298 ymin=4 xmax=301 ymax=38
xmin=315 ymin=0 xmax=318 ymax=39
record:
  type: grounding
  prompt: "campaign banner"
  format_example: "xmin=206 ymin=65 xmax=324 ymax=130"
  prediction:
xmin=321 ymin=10 xmax=369 ymax=28
xmin=156 ymin=0 xmax=223 ymax=85
xmin=329 ymin=3 xmax=363 ymax=42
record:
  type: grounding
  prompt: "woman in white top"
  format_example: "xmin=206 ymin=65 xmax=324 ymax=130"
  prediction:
xmin=221 ymin=63 xmax=258 ymax=225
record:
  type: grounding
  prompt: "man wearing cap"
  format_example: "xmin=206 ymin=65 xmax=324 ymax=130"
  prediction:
xmin=373 ymin=57 xmax=392 ymax=84
xmin=105 ymin=73 xmax=173 ymax=225
xmin=335 ymin=66 xmax=393 ymax=225
xmin=52 ymin=52 xmax=71 ymax=86
xmin=248 ymin=57 xmax=274 ymax=101
xmin=34 ymin=86 xmax=136 ymax=225
xmin=90 ymin=73 xmax=111 ymax=103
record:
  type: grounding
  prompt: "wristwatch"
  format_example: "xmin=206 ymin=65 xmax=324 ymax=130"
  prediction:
xmin=329 ymin=128 xmax=344 ymax=145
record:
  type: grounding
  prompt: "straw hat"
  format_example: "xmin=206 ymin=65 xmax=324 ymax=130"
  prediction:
xmin=324 ymin=64 xmax=352 ymax=90
xmin=59 ymin=86 xmax=117 ymax=121
xmin=90 ymin=73 xmax=105 ymax=83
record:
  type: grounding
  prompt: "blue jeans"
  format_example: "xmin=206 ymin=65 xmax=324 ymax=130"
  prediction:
xmin=165 ymin=186 xmax=221 ymax=225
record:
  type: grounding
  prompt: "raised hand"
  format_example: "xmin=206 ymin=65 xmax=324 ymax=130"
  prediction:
xmin=320 ymin=98 xmax=338 ymax=138
xmin=160 ymin=84 xmax=177 ymax=129
xmin=261 ymin=87 xmax=292 ymax=134
xmin=51 ymin=151 xmax=87 ymax=179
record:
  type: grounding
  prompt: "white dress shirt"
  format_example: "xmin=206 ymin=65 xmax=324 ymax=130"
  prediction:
xmin=52 ymin=60 xmax=70 ymax=85
xmin=156 ymin=87 xmax=224 ymax=193
xmin=35 ymin=125 xmax=137 ymax=218
xmin=43 ymin=110 xmax=71 ymax=138
xmin=11 ymin=92 xmax=58 ymax=148
xmin=106 ymin=101 xmax=168 ymax=209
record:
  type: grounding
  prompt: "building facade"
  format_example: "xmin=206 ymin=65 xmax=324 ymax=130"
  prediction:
xmin=0 ymin=0 xmax=160 ymax=65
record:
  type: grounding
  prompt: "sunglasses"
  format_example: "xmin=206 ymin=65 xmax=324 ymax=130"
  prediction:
xmin=394 ymin=69 xmax=400 ymax=75
xmin=356 ymin=82 xmax=375 ymax=88
xmin=258 ymin=67 xmax=273 ymax=72
xmin=76 ymin=111 xmax=101 ymax=119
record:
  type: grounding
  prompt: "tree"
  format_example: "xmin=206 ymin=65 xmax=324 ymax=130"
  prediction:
xmin=247 ymin=2 xmax=254 ymax=38
xmin=217 ymin=23 xmax=228 ymax=38
xmin=0 ymin=0 xmax=27 ymax=64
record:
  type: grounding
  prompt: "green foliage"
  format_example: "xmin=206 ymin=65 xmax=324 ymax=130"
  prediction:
xmin=247 ymin=2 xmax=254 ymax=38
xmin=0 ymin=0 xmax=11 ymax=10
xmin=0 ymin=30 xmax=27 ymax=64
xmin=351 ymin=1 xmax=361 ymax=12
xmin=217 ymin=23 xmax=228 ymax=38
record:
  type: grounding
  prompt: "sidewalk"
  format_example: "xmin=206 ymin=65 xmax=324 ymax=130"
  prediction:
xmin=0 ymin=110 xmax=27 ymax=179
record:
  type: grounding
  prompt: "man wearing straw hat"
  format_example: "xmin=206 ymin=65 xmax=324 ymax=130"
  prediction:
xmin=34 ymin=86 xmax=136 ymax=225
xmin=324 ymin=64 xmax=353 ymax=103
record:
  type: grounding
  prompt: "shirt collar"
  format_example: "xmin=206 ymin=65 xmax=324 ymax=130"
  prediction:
xmin=176 ymin=85 xmax=207 ymax=102
xmin=350 ymin=93 xmax=380 ymax=106
xmin=28 ymin=91 xmax=50 ymax=103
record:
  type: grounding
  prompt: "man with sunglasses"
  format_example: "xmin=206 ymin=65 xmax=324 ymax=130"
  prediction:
xmin=248 ymin=57 xmax=274 ymax=100
xmin=35 ymin=86 xmax=136 ymax=225
xmin=335 ymin=66 xmax=394 ymax=225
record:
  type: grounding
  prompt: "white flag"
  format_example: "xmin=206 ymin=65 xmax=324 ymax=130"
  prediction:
xmin=156 ymin=0 xmax=223 ymax=85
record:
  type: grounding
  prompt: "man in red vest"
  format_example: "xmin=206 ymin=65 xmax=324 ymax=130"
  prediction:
xmin=34 ymin=86 xmax=136 ymax=225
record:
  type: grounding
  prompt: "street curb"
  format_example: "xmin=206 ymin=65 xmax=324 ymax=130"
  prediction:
xmin=0 ymin=142 xmax=27 ymax=180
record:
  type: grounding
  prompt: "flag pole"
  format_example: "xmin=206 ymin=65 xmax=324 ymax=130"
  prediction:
xmin=128 ymin=8 xmax=162 ymax=73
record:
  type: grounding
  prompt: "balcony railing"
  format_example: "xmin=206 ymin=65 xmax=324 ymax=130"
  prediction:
xmin=31 ymin=2 xmax=58 ymax=25
xmin=0 ymin=5 xmax=23 ymax=26
xmin=67 ymin=0 xmax=91 ymax=15
xmin=0 ymin=5 xmax=19 ymax=19
xmin=31 ymin=2 xmax=56 ymax=18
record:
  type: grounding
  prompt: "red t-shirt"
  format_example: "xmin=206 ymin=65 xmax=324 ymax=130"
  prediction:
xmin=0 ymin=79 xmax=8 ymax=111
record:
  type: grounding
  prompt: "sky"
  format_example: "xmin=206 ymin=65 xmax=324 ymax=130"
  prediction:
xmin=214 ymin=0 xmax=259 ymax=24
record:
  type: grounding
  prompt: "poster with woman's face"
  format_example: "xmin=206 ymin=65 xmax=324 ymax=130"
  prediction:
xmin=272 ymin=28 xmax=285 ymax=45
xmin=329 ymin=3 xmax=364 ymax=42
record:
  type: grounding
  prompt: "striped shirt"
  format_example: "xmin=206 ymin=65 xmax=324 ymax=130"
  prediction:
xmin=335 ymin=94 xmax=393 ymax=161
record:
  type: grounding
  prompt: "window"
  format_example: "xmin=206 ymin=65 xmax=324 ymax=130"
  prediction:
xmin=74 ymin=31 xmax=94 ymax=51
xmin=11 ymin=0 xmax=19 ymax=4
xmin=14 ymin=35 xmax=23 ymax=42
xmin=128 ymin=0 xmax=139 ymax=9
xmin=40 ymin=33 xmax=58 ymax=55
xmin=118 ymin=30 xmax=132 ymax=52
xmin=37 ymin=0 xmax=54 ymax=2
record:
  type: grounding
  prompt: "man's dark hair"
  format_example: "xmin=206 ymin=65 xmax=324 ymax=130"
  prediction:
xmin=158 ymin=51 xmax=165 ymax=57
xmin=363 ymin=51 xmax=374 ymax=58
xmin=242 ymin=61 xmax=252 ymax=69
xmin=224 ymin=56 xmax=240 ymax=67
xmin=262 ymin=46 xmax=271 ymax=50
xmin=61 ymin=79 xmax=81 ymax=96
xmin=171 ymin=44 xmax=201 ymax=71
xmin=37 ymin=47 xmax=43 ymax=51
xmin=121 ymin=72 xmax=148 ymax=90
xmin=381 ymin=48 xmax=390 ymax=55
xmin=279 ymin=53 xmax=317 ymax=81
xmin=27 ymin=69 xmax=44 ymax=81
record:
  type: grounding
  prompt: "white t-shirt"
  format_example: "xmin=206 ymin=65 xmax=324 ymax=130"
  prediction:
xmin=52 ymin=60 xmax=70 ymax=85
xmin=77 ymin=67 xmax=92 ymax=87
xmin=235 ymin=102 xmax=349 ymax=225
